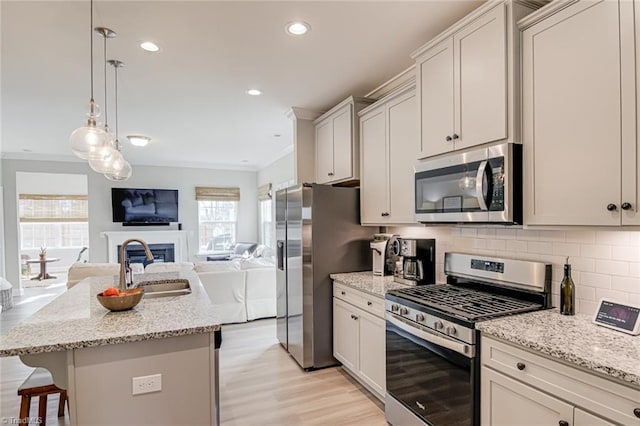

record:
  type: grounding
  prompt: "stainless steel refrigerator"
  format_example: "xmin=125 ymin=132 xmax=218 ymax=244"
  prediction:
xmin=276 ymin=183 xmax=372 ymax=370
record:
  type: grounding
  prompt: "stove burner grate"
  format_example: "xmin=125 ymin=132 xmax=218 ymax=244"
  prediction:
xmin=393 ymin=285 xmax=542 ymax=321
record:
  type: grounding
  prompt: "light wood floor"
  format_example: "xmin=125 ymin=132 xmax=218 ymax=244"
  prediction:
xmin=1 ymin=287 xmax=386 ymax=425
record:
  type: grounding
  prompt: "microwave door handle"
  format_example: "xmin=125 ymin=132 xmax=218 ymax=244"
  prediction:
xmin=475 ymin=160 xmax=489 ymax=211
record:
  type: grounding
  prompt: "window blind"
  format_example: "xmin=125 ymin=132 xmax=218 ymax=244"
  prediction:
xmin=19 ymin=194 xmax=88 ymax=222
xmin=195 ymin=187 xmax=240 ymax=201
xmin=257 ymin=183 xmax=272 ymax=201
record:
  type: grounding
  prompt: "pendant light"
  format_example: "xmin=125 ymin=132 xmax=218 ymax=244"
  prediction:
xmin=70 ymin=0 xmax=112 ymax=160
xmin=104 ymin=60 xmax=132 ymax=181
xmin=88 ymin=27 xmax=117 ymax=173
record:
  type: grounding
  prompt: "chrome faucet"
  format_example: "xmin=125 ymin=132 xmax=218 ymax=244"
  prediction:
xmin=119 ymin=238 xmax=154 ymax=291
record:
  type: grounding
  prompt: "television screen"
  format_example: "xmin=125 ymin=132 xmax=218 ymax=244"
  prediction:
xmin=112 ymin=188 xmax=179 ymax=224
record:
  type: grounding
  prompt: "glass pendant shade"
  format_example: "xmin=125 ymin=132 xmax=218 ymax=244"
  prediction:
xmin=70 ymin=108 xmax=112 ymax=160
xmin=88 ymin=145 xmax=117 ymax=173
xmin=104 ymin=152 xmax=132 ymax=181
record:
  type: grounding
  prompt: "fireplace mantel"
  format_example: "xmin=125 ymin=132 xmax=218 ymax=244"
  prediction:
xmin=101 ymin=230 xmax=189 ymax=263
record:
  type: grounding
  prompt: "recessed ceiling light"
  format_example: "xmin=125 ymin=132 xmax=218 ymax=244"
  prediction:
xmin=23 ymin=149 xmax=32 ymax=153
xmin=241 ymin=160 xmax=249 ymax=163
xmin=127 ymin=135 xmax=151 ymax=147
xmin=274 ymin=134 xmax=281 ymax=138
xmin=140 ymin=41 xmax=159 ymax=52
xmin=285 ymin=21 xmax=310 ymax=36
xmin=247 ymin=89 xmax=262 ymax=96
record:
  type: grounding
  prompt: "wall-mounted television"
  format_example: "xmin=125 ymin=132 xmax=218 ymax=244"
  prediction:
xmin=112 ymin=188 xmax=179 ymax=225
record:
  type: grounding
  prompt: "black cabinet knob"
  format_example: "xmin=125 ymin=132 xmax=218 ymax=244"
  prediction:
xmin=607 ymin=203 xmax=617 ymax=211
xmin=622 ymin=202 xmax=632 ymax=210
xmin=341 ymin=291 xmax=345 ymax=296
xmin=381 ymin=212 xmax=390 ymax=217
xmin=634 ymin=408 xmax=640 ymax=418
xmin=446 ymin=135 xmax=452 ymax=141
xmin=367 ymin=301 xmax=372 ymax=306
xmin=559 ymin=421 xmax=569 ymax=426
xmin=328 ymin=172 xmax=334 ymax=177
xmin=452 ymin=133 xmax=459 ymax=140
xmin=516 ymin=362 xmax=526 ymax=371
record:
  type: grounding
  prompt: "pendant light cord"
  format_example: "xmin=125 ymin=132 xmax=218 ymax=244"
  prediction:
xmin=90 ymin=0 xmax=94 ymax=102
xmin=103 ymin=33 xmax=108 ymax=128
xmin=114 ymin=63 xmax=120 ymax=151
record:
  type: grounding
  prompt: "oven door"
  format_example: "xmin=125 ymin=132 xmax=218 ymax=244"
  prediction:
xmin=414 ymin=143 xmax=520 ymax=224
xmin=385 ymin=313 xmax=479 ymax=426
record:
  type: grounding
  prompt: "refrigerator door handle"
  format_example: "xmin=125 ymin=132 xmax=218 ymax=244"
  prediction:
xmin=277 ymin=240 xmax=285 ymax=271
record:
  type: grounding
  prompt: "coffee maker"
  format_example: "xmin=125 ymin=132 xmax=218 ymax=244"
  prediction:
xmin=392 ymin=238 xmax=436 ymax=285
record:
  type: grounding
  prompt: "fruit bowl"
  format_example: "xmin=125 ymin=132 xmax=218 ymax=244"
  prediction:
xmin=97 ymin=288 xmax=144 ymax=312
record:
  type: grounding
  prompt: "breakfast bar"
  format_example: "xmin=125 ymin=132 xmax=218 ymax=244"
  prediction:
xmin=0 ymin=271 xmax=222 ymax=426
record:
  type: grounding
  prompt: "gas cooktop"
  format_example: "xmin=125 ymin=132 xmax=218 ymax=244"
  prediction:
xmin=387 ymin=284 xmax=544 ymax=322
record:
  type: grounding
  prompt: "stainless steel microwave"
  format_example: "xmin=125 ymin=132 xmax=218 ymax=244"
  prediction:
xmin=414 ymin=143 xmax=522 ymax=224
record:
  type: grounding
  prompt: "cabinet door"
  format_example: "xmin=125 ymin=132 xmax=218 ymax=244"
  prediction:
xmin=454 ymin=3 xmax=507 ymax=150
xmin=481 ymin=367 xmax=573 ymax=426
xmin=574 ymin=408 xmax=617 ymax=426
xmin=332 ymin=104 xmax=354 ymax=181
xmin=356 ymin=309 xmax=385 ymax=398
xmin=522 ymin=0 xmax=622 ymax=225
xmin=417 ymin=38 xmax=454 ymax=159
xmin=388 ymin=90 xmax=417 ymax=224
xmin=333 ymin=298 xmax=358 ymax=372
xmin=360 ymin=108 xmax=389 ymax=224
xmin=315 ymin=119 xmax=334 ymax=184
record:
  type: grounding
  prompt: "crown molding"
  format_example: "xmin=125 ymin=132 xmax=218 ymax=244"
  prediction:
xmin=286 ymin=107 xmax=322 ymax=121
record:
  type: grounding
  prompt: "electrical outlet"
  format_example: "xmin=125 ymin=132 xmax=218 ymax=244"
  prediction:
xmin=132 ymin=374 xmax=162 ymax=395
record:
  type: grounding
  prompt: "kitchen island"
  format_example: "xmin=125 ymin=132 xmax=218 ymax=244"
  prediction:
xmin=0 ymin=271 xmax=221 ymax=426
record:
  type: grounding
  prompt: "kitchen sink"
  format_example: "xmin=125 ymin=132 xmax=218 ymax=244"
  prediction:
xmin=136 ymin=279 xmax=192 ymax=298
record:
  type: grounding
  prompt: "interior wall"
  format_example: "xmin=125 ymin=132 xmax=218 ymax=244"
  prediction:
xmin=2 ymin=159 xmax=258 ymax=288
xmin=387 ymin=225 xmax=640 ymax=316
xmin=257 ymin=152 xmax=294 ymax=188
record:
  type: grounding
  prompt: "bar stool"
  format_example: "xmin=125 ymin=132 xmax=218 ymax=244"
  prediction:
xmin=17 ymin=368 xmax=67 ymax=426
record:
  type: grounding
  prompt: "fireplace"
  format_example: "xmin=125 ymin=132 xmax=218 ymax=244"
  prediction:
xmin=118 ymin=243 xmax=175 ymax=266
xmin=102 ymin=230 xmax=189 ymax=263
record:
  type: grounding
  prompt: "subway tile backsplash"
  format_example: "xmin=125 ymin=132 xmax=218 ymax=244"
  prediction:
xmin=386 ymin=226 xmax=640 ymax=316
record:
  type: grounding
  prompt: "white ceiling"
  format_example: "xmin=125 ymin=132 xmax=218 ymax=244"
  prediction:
xmin=1 ymin=0 xmax=483 ymax=171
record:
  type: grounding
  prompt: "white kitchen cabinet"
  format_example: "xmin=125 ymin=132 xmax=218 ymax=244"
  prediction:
xmin=332 ymin=282 xmax=385 ymax=400
xmin=314 ymin=96 xmax=374 ymax=185
xmin=412 ymin=1 xmax=542 ymax=159
xmin=360 ymin=83 xmax=416 ymax=225
xmin=521 ymin=0 xmax=640 ymax=226
xmin=481 ymin=336 xmax=640 ymax=426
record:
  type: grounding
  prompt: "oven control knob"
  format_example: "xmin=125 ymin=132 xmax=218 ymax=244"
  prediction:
xmin=391 ymin=304 xmax=400 ymax=312
xmin=415 ymin=313 xmax=425 ymax=322
xmin=446 ymin=326 xmax=457 ymax=336
xmin=434 ymin=321 xmax=444 ymax=330
xmin=399 ymin=307 xmax=409 ymax=316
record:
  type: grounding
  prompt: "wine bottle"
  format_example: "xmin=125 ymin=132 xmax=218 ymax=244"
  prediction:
xmin=560 ymin=257 xmax=575 ymax=315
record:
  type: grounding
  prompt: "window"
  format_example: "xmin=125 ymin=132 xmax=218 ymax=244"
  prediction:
xmin=195 ymin=186 xmax=241 ymax=253
xmin=19 ymin=194 xmax=89 ymax=249
xmin=259 ymin=199 xmax=273 ymax=248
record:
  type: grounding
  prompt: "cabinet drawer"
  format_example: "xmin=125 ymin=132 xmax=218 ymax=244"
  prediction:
xmin=482 ymin=336 xmax=640 ymax=425
xmin=333 ymin=282 xmax=384 ymax=318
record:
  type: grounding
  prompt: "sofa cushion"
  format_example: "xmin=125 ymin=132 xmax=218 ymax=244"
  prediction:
xmin=194 ymin=260 xmax=241 ymax=272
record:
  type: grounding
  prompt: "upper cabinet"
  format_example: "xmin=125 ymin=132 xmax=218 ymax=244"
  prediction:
xmin=314 ymin=96 xmax=375 ymax=185
xmin=360 ymin=83 xmax=417 ymax=225
xmin=412 ymin=0 xmax=545 ymax=159
xmin=521 ymin=0 xmax=640 ymax=226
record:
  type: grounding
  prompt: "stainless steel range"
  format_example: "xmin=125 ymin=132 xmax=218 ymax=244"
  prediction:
xmin=385 ymin=252 xmax=552 ymax=426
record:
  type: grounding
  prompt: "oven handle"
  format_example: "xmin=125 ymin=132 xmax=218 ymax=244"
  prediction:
xmin=386 ymin=313 xmax=474 ymax=358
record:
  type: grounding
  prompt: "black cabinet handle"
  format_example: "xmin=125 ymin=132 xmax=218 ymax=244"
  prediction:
xmin=516 ymin=362 xmax=526 ymax=371
xmin=634 ymin=408 xmax=640 ymax=418
xmin=351 ymin=315 xmax=358 ymax=320
xmin=446 ymin=135 xmax=452 ymax=141
xmin=622 ymin=202 xmax=632 ymax=210
xmin=559 ymin=421 xmax=569 ymax=426
xmin=367 ymin=301 xmax=372 ymax=306
xmin=381 ymin=212 xmax=390 ymax=217
xmin=341 ymin=291 xmax=345 ymax=296
xmin=607 ymin=203 xmax=617 ymax=211
xmin=452 ymin=133 xmax=459 ymax=140
xmin=328 ymin=172 xmax=334 ymax=177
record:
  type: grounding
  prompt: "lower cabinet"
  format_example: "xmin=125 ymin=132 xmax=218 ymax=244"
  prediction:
xmin=481 ymin=336 xmax=640 ymax=426
xmin=333 ymin=284 xmax=385 ymax=400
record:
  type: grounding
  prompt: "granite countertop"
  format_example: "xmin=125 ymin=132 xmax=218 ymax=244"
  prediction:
xmin=330 ymin=271 xmax=414 ymax=297
xmin=477 ymin=310 xmax=640 ymax=387
xmin=0 ymin=271 xmax=221 ymax=357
